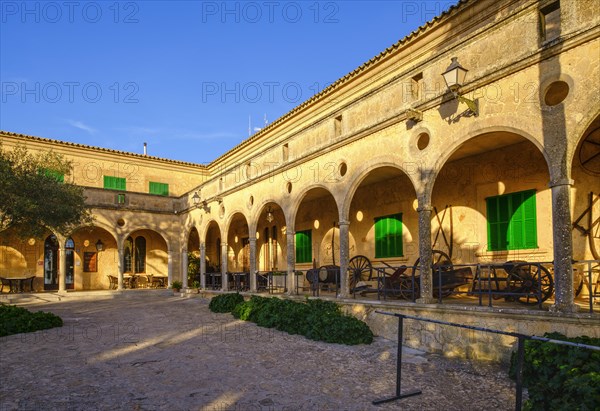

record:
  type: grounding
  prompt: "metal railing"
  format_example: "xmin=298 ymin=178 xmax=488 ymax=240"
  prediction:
xmin=374 ymin=310 xmax=600 ymax=410
xmin=255 ymin=271 xmax=288 ymax=294
xmin=295 ymin=267 xmax=340 ymax=296
xmin=574 ymin=259 xmax=600 ymax=313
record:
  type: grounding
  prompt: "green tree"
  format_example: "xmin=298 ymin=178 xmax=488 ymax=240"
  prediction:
xmin=0 ymin=142 xmax=93 ymax=238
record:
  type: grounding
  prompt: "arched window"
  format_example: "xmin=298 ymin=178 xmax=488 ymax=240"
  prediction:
xmin=123 ymin=236 xmax=133 ymax=272
xmin=263 ymin=227 xmax=270 ymax=270
xmin=135 ymin=236 xmax=146 ymax=273
xmin=271 ymin=226 xmax=278 ymax=270
xmin=65 ymin=237 xmax=75 ymax=288
xmin=216 ymin=238 xmax=221 ymax=267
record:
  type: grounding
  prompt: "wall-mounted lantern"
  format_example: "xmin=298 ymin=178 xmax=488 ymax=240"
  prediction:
xmin=441 ymin=57 xmax=479 ymax=116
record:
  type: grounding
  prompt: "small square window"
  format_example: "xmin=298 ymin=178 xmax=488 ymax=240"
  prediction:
xmin=411 ymin=73 xmax=423 ymax=100
xmin=334 ymin=115 xmax=343 ymax=138
xmin=540 ymin=1 xmax=560 ymax=43
xmin=282 ymin=144 xmax=289 ymax=162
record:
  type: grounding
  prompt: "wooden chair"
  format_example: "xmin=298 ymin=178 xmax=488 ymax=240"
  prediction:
xmin=107 ymin=275 xmax=118 ymax=290
xmin=0 ymin=277 xmax=11 ymax=293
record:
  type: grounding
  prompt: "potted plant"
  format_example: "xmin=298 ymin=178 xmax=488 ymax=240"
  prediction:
xmin=191 ymin=280 xmax=200 ymax=293
xmin=171 ymin=280 xmax=183 ymax=293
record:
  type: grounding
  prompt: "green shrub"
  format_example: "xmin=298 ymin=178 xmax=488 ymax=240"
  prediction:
xmin=509 ymin=332 xmax=600 ymax=410
xmin=208 ymin=293 xmax=244 ymax=313
xmin=0 ymin=304 xmax=63 ymax=337
xmin=231 ymin=296 xmax=373 ymax=345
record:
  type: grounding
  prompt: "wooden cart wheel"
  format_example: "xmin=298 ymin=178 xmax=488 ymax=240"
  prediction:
xmin=398 ymin=276 xmax=420 ymax=300
xmin=507 ymin=263 xmax=554 ymax=305
xmin=348 ymin=255 xmax=372 ymax=290
xmin=413 ymin=250 xmax=453 ymax=298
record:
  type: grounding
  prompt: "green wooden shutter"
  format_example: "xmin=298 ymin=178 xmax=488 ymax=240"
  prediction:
xmin=42 ymin=169 xmax=64 ymax=182
xmin=295 ymin=230 xmax=312 ymax=263
xmin=487 ymin=190 xmax=537 ymax=251
xmin=104 ymin=176 xmax=126 ymax=191
xmin=375 ymin=213 xmax=403 ymax=258
xmin=149 ymin=182 xmax=169 ymax=196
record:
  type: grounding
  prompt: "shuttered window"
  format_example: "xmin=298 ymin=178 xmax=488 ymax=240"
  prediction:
xmin=42 ymin=169 xmax=64 ymax=182
xmin=487 ymin=189 xmax=538 ymax=251
xmin=295 ymin=230 xmax=312 ymax=263
xmin=103 ymin=176 xmax=126 ymax=191
xmin=149 ymin=181 xmax=169 ymax=196
xmin=375 ymin=213 xmax=403 ymax=258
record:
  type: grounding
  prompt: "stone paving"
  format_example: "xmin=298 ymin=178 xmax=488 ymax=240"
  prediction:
xmin=0 ymin=291 xmax=516 ymax=410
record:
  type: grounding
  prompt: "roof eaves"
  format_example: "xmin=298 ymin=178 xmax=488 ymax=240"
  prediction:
xmin=0 ymin=130 xmax=208 ymax=169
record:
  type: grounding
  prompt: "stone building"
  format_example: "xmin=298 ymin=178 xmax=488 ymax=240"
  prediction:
xmin=1 ymin=0 xmax=599 ymax=357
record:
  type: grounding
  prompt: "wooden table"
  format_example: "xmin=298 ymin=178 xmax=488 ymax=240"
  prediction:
xmin=4 ymin=276 xmax=34 ymax=293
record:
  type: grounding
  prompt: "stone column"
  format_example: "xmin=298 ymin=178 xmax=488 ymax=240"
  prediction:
xmin=117 ymin=242 xmax=124 ymax=291
xmin=200 ymin=242 xmax=206 ymax=289
xmin=286 ymin=231 xmax=296 ymax=295
xmin=417 ymin=203 xmax=435 ymax=304
xmin=249 ymin=236 xmax=257 ymax=292
xmin=338 ymin=220 xmax=350 ymax=298
xmin=58 ymin=243 xmax=66 ymax=293
xmin=549 ymin=178 xmax=577 ymax=313
xmin=182 ymin=247 xmax=188 ymax=290
xmin=167 ymin=250 xmax=173 ymax=288
xmin=221 ymin=242 xmax=228 ymax=291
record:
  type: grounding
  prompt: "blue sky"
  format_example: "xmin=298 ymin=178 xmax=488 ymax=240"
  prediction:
xmin=1 ymin=1 xmax=458 ymax=164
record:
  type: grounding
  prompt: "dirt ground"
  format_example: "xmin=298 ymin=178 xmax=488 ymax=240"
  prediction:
xmin=0 ymin=291 xmax=517 ymax=410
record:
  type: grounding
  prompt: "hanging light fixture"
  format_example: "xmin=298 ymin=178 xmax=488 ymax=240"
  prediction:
xmin=266 ymin=207 xmax=274 ymax=223
xmin=95 ymin=239 xmax=104 ymax=252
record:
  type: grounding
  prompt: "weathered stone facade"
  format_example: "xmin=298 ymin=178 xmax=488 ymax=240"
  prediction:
xmin=1 ymin=0 xmax=599 ymax=356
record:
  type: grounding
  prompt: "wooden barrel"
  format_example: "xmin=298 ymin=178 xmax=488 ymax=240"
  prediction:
xmin=319 ymin=265 xmax=340 ymax=284
xmin=306 ymin=268 xmax=320 ymax=284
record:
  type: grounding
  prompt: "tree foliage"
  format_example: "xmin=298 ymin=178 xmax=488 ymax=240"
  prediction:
xmin=0 ymin=142 xmax=93 ymax=238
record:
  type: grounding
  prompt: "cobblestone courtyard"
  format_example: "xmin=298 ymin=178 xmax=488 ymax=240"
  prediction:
xmin=0 ymin=292 xmax=516 ymax=410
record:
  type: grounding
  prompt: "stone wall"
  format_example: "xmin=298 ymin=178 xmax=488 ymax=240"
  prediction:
xmin=340 ymin=299 xmax=600 ymax=364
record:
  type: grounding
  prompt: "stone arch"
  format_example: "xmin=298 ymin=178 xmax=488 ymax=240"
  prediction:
xmin=225 ymin=210 xmax=250 ymax=234
xmin=341 ymin=160 xmax=420 ymax=220
xmin=251 ymin=199 xmax=287 ymax=234
xmin=69 ymin=225 xmax=119 ymax=290
xmin=292 ymin=185 xmax=340 ymax=268
xmin=569 ymin=107 xmax=600 ymax=173
xmin=430 ymin=128 xmax=552 ymax=264
xmin=123 ymin=226 xmax=171 ymax=252
xmin=225 ymin=212 xmax=250 ymax=273
xmin=428 ymin=125 xmax=551 ymax=196
xmin=289 ymin=184 xmax=340 ymax=231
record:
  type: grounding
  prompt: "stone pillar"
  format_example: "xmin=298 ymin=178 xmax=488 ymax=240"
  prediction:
xmin=167 ymin=250 xmax=173 ymax=288
xmin=549 ymin=179 xmax=577 ymax=313
xmin=221 ymin=242 xmax=228 ymax=291
xmin=117 ymin=242 xmax=124 ymax=291
xmin=286 ymin=231 xmax=296 ymax=295
xmin=182 ymin=247 xmax=188 ymax=290
xmin=58 ymin=244 xmax=66 ymax=293
xmin=417 ymin=204 xmax=435 ymax=304
xmin=200 ymin=242 xmax=206 ymax=289
xmin=249 ymin=236 xmax=257 ymax=292
xmin=338 ymin=220 xmax=350 ymax=298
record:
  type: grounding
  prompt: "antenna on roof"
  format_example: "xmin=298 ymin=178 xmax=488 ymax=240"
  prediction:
xmin=143 ymin=142 xmax=147 ymax=155
xmin=264 ymin=113 xmax=268 ymax=126
xmin=248 ymin=115 xmax=251 ymax=137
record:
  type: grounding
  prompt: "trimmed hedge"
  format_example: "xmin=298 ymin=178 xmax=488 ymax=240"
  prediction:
xmin=0 ymin=304 xmax=63 ymax=337
xmin=509 ymin=332 xmax=600 ymax=411
xmin=208 ymin=293 xmax=244 ymax=313
xmin=231 ymin=295 xmax=373 ymax=345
